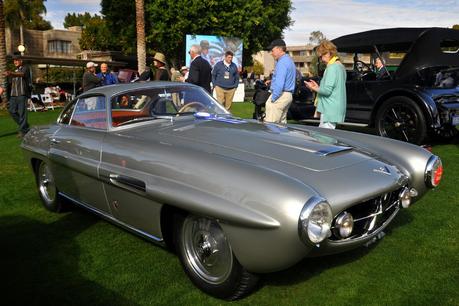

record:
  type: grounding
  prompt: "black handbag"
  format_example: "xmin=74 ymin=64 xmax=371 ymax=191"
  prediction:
xmin=253 ymin=89 xmax=270 ymax=106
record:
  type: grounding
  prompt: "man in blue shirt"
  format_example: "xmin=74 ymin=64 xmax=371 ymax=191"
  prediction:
xmin=265 ymin=39 xmax=296 ymax=124
xmin=212 ymin=51 xmax=239 ymax=110
xmin=97 ymin=63 xmax=118 ymax=86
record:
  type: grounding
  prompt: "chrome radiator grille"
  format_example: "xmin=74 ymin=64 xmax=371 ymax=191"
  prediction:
xmin=329 ymin=187 xmax=403 ymax=241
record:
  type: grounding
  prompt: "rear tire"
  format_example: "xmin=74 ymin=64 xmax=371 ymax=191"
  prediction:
xmin=174 ymin=213 xmax=258 ymax=300
xmin=35 ymin=161 xmax=65 ymax=212
xmin=375 ymin=96 xmax=427 ymax=144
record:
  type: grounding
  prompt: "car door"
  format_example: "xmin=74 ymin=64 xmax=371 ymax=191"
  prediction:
xmin=49 ymin=95 xmax=110 ymax=214
xmin=99 ymin=89 xmax=164 ymax=240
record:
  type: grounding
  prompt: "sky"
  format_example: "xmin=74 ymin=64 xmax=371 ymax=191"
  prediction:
xmin=45 ymin=0 xmax=459 ymax=45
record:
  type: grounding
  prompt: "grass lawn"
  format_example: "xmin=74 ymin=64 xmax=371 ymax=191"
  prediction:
xmin=1 ymin=104 xmax=458 ymax=305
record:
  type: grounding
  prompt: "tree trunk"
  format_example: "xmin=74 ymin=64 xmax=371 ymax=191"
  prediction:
xmin=0 ymin=1 xmax=7 ymax=106
xmin=135 ymin=0 xmax=146 ymax=74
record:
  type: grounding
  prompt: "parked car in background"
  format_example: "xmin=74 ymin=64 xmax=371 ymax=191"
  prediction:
xmin=22 ymin=82 xmax=443 ymax=300
xmin=282 ymin=28 xmax=459 ymax=144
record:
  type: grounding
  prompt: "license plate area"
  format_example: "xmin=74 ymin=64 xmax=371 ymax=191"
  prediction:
xmin=452 ymin=115 xmax=459 ymax=126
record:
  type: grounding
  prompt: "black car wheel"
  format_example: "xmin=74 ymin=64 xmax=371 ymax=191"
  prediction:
xmin=36 ymin=161 xmax=65 ymax=212
xmin=376 ymin=96 xmax=427 ymax=144
xmin=174 ymin=214 xmax=258 ymax=300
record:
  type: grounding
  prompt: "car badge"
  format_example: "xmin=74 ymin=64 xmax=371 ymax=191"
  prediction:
xmin=373 ymin=166 xmax=391 ymax=176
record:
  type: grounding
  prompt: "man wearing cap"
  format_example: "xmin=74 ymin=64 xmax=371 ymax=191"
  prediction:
xmin=5 ymin=54 xmax=31 ymax=137
xmin=153 ymin=52 xmax=170 ymax=81
xmin=97 ymin=63 xmax=118 ymax=86
xmin=265 ymin=39 xmax=296 ymax=124
xmin=186 ymin=44 xmax=212 ymax=93
xmin=83 ymin=62 xmax=101 ymax=92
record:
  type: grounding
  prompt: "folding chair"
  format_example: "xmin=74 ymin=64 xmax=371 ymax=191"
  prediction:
xmin=28 ymin=97 xmax=37 ymax=112
xmin=41 ymin=93 xmax=54 ymax=110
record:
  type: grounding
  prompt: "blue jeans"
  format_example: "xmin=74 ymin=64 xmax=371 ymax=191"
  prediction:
xmin=8 ymin=96 xmax=29 ymax=134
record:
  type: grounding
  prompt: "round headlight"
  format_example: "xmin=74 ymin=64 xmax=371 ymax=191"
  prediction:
xmin=425 ymin=156 xmax=443 ymax=188
xmin=299 ymin=197 xmax=333 ymax=245
xmin=334 ymin=211 xmax=354 ymax=238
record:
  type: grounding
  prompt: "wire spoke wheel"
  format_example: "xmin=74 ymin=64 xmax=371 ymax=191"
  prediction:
xmin=376 ymin=97 xmax=426 ymax=144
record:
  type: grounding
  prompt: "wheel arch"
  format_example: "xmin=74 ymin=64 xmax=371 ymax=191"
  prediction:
xmin=370 ymin=89 xmax=437 ymax=128
xmin=160 ymin=204 xmax=186 ymax=252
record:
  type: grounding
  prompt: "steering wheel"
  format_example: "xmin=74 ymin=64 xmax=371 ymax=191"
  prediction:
xmin=178 ymin=102 xmax=206 ymax=113
xmin=354 ymin=60 xmax=372 ymax=73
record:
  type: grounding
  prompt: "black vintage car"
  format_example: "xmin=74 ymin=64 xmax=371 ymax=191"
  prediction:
xmin=285 ymin=27 xmax=459 ymax=144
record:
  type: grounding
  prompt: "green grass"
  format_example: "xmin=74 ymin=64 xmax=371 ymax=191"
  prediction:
xmin=1 ymin=105 xmax=458 ymax=305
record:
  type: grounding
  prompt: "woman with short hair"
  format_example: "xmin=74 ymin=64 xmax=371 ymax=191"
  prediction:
xmin=305 ymin=40 xmax=347 ymax=129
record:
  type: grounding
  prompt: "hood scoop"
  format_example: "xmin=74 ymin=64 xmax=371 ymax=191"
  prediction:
xmin=263 ymin=140 xmax=353 ymax=157
xmin=315 ymin=146 xmax=354 ymax=156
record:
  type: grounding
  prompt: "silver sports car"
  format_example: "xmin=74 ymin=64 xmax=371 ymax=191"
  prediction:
xmin=21 ymin=82 xmax=443 ymax=300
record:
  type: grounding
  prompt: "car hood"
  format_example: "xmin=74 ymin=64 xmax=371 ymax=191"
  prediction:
xmin=144 ymin=117 xmax=383 ymax=172
xmin=119 ymin=117 xmax=407 ymax=211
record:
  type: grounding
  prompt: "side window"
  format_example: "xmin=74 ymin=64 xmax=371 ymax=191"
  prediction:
xmin=70 ymin=96 xmax=107 ymax=129
xmin=58 ymin=101 xmax=76 ymax=125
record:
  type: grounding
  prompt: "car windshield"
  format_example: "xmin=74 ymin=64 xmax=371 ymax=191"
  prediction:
xmin=111 ymin=85 xmax=229 ymax=127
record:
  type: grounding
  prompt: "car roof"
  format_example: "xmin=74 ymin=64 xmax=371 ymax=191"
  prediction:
xmin=332 ymin=27 xmax=457 ymax=53
xmin=80 ymin=81 xmax=197 ymax=98
xmin=333 ymin=27 xmax=459 ymax=79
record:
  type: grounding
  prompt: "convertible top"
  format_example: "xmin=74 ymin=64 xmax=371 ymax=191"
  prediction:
xmin=332 ymin=27 xmax=459 ymax=53
xmin=332 ymin=27 xmax=459 ymax=79
xmin=332 ymin=28 xmax=431 ymax=53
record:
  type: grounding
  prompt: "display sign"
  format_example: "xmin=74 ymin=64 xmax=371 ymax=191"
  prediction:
xmin=185 ymin=34 xmax=243 ymax=69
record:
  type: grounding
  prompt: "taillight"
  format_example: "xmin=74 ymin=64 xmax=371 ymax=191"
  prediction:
xmin=425 ymin=156 xmax=442 ymax=188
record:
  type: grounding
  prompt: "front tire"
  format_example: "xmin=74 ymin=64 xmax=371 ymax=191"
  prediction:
xmin=174 ymin=214 xmax=258 ymax=300
xmin=375 ymin=96 xmax=427 ymax=144
xmin=36 ymin=161 xmax=65 ymax=212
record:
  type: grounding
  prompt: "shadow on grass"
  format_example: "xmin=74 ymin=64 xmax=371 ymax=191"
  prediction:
xmin=261 ymin=209 xmax=414 ymax=288
xmin=0 ymin=213 xmax=139 ymax=306
xmin=0 ymin=131 xmax=17 ymax=138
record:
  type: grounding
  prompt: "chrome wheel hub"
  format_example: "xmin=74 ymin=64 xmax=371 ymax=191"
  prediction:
xmin=38 ymin=163 xmax=56 ymax=203
xmin=182 ymin=216 xmax=233 ymax=284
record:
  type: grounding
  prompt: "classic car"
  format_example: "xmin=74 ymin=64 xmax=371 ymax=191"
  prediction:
xmin=285 ymin=27 xmax=459 ymax=144
xmin=21 ymin=82 xmax=443 ymax=300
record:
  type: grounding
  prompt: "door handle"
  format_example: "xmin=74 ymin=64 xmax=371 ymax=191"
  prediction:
xmin=109 ymin=174 xmax=146 ymax=192
xmin=50 ymin=138 xmax=61 ymax=145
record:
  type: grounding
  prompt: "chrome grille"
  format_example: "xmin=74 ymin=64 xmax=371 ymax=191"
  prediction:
xmin=329 ymin=187 xmax=403 ymax=241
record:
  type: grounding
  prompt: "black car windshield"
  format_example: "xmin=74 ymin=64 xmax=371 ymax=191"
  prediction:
xmin=111 ymin=85 xmax=229 ymax=127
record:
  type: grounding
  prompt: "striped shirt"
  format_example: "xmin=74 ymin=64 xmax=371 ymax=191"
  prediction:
xmin=10 ymin=66 xmax=30 ymax=97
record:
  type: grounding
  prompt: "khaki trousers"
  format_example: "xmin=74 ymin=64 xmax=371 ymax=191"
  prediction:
xmin=264 ymin=92 xmax=293 ymax=124
xmin=214 ymin=86 xmax=236 ymax=110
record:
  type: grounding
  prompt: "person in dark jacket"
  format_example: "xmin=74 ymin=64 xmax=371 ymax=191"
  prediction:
xmin=212 ymin=50 xmax=239 ymax=110
xmin=5 ymin=54 xmax=31 ymax=137
xmin=82 ymin=62 xmax=101 ymax=92
xmin=185 ymin=44 xmax=212 ymax=93
xmin=153 ymin=52 xmax=170 ymax=81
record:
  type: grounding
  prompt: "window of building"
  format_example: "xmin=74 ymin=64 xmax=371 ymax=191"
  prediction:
xmin=48 ymin=40 xmax=71 ymax=54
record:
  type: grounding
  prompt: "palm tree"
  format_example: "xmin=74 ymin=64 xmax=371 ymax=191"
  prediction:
xmin=135 ymin=0 xmax=146 ymax=74
xmin=0 ymin=0 xmax=7 ymax=105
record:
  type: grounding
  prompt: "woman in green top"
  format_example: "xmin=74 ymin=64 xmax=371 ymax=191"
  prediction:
xmin=305 ymin=40 xmax=346 ymax=129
